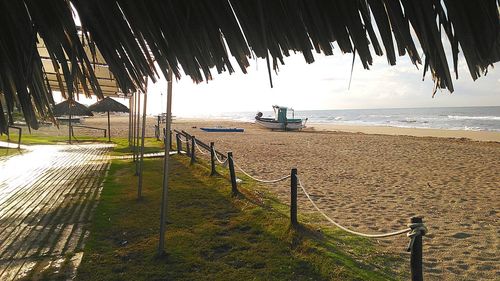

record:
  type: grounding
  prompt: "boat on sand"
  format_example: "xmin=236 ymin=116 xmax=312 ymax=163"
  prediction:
xmin=255 ymin=105 xmax=307 ymax=130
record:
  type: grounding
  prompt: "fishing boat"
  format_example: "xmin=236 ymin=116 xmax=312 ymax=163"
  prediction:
xmin=200 ymin=127 xmax=244 ymax=132
xmin=255 ymin=105 xmax=307 ymax=130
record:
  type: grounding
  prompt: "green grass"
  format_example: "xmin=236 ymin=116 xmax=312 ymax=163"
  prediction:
xmin=76 ymin=155 xmax=407 ymax=281
xmin=0 ymin=147 xmax=23 ymax=157
xmin=0 ymin=133 xmax=164 ymax=156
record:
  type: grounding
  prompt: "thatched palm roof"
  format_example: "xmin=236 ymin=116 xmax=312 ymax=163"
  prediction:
xmin=53 ymin=100 xmax=93 ymax=117
xmin=88 ymin=97 xmax=129 ymax=113
xmin=0 ymin=0 xmax=499 ymax=133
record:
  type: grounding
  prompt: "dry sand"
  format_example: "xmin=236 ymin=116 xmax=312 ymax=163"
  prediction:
xmin=18 ymin=115 xmax=500 ymax=280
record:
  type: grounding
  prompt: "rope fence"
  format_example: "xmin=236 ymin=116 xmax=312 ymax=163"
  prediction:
xmin=232 ymin=158 xmax=290 ymax=184
xmin=168 ymin=129 xmax=428 ymax=281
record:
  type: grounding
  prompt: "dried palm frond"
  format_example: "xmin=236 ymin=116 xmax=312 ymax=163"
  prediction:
xmin=0 ymin=0 xmax=498 ymax=133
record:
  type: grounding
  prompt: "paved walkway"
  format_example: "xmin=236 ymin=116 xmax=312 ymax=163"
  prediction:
xmin=0 ymin=143 xmax=111 ymax=280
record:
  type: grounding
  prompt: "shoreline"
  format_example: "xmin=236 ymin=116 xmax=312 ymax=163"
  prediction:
xmin=174 ymin=117 xmax=500 ymax=142
xmin=308 ymin=123 xmax=500 ymax=142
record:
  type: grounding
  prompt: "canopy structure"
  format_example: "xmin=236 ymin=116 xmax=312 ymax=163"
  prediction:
xmin=0 ymin=0 xmax=499 ymax=134
xmin=38 ymin=37 xmax=122 ymax=99
xmin=53 ymin=100 xmax=93 ymax=117
xmin=89 ymin=97 xmax=129 ymax=142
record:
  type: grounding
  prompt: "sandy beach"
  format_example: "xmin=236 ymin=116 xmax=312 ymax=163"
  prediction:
xmin=13 ymin=115 xmax=500 ymax=280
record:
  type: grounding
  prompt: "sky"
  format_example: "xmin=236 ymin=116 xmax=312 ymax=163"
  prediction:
xmin=62 ymin=6 xmax=500 ymax=117
xmin=61 ymin=49 xmax=499 ymax=117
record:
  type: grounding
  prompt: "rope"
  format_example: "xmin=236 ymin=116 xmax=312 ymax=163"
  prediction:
xmin=214 ymin=150 xmax=228 ymax=164
xmin=178 ymin=135 xmax=190 ymax=144
xmin=195 ymin=141 xmax=208 ymax=155
xmin=297 ymin=175 xmax=411 ymax=238
xmin=231 ymin=157 xmax=291 ymax=184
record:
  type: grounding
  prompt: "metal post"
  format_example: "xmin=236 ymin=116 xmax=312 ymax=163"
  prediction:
xmin=107 ymin=110 xmax=111 ymax=142
xmin=128 ymin=95 xmax=133 ymax=145
xmin=210 ymin=142 xmax=216 ymax=176
xmin=132 ymin=92 xmax=137 ymax=160
xmin=135 ymin=92 xmax=141 ymax=175
xmin=176 ymin=134 xmax=181 ymax=154
xmin=228 ymin=152 xmax=238 ymax=196
xmin=138 ymin=88 xmax=148 ymax=200
xmin=190 ymin=136 xmax=196 ymax=164
xmin=290 ymin=168 xmax=298 ymax=226
xmin=410 ymin=217 xmax=424 ymax=281
xmin=159 ymin=66 xmax=173 ymax=256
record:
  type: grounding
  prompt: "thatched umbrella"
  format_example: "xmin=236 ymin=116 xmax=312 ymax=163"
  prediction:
xmin=88 ymin=97 xmax=129 ymax=142
xmin=53 ymin=100 xmax=93 ymax=144
xmin=53 ymin=100 xmax=93 ymax=117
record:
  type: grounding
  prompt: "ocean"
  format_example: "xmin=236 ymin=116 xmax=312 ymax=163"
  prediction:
xmin=185 ymin=106 xmax=500 ymax=132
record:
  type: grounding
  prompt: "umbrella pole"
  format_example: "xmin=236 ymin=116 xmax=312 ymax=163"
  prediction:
xmin=138 ymin=87 xmax=148 ymax=199
xmin=68 ymin=112 xmax=72 ymax=144
xmin=68 ymin=100 xmax=72 ymax=144
xmin=107 ymin=110 xmax=111 ymax=142
xmin=159 ymin=67 xmax=173 ymax=256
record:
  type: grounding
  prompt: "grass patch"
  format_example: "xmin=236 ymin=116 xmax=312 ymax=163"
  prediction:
xmin=77 ymin=155 xmax=407 ymax=280
xmin=0 ymin=133 xmax=164 ymax=156
xmin=0 ymin=147 xmax=24 ymax=157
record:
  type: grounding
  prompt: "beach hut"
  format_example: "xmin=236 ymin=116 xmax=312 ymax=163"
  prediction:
xmin=88 ymin=97 xmax=130 ymax=142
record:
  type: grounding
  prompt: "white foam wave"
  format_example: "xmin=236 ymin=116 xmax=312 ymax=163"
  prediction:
xmin=447 ymin=115 xmax=500 ymax=121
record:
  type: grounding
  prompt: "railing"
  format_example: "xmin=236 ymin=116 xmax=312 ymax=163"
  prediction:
xmin=71 ymin=125 xmax=107 ymax=138
xmin=7 ymin=126 xmax=22 ymax=149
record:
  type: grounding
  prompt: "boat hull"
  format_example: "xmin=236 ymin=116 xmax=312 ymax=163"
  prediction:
xmin=200 ymin=127 xmax=244 ymax=132
xmin=255 ymin=119 xmax=305 ymax=130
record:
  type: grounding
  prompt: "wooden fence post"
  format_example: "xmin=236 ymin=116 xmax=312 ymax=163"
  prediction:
xmin=410 ymin=217 xmax=424 ymax=281
xmin=290 ymin=168 xmax=298 ymax=227
xmin=190 ymin=136 xmax=196 ymax=164
xmin=156 ymin=115 xmax=161 ymax=140
xmin=186 ymin=135 xmax=191 ymax=156
xmin=210 ymin=142 xmax=216 ymax=176
xmin=176 ymin=134 xmax=181 ymax=154
xmin=228 ymin=152 xmax=238 ymax=196
xmin=169 ymin=130 xmax=173 ymax=151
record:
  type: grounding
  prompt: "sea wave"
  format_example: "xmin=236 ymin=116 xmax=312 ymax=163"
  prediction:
xmin=447 ymin=115 xmax=500 ymax=121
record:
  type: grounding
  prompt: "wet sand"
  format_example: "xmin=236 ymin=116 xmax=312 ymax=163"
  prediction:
xmin=15 ymin=115 xmax=500 ymax=280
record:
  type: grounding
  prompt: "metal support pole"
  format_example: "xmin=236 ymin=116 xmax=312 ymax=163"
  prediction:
xmin=158 ymin=67 xmax=173 ymax=256
xmin=128 ymin=96 xmax=133 ymax=145
xmin=132 ymin=92 xmax=137 ymax=160
xmin=290 ymin=168 xmax=298 ymax=226
xmin=228 ymin=152 xmax=238 ymax=196
xmin=190 ymin=136 xmax=196 ymax=164
xmin=138 ymin=89 xmax=148 ymax=199
xmin=210 ymin=142 xmax=216 ymax=176
xmin=135 ymin=92 xmax=141 ymax=175
xmin=410 ymin=217 xmax=424 ymax=281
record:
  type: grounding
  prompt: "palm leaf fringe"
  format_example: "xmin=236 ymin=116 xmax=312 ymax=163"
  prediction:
xmin=0 ymin=0 xmax=499 ymax=134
